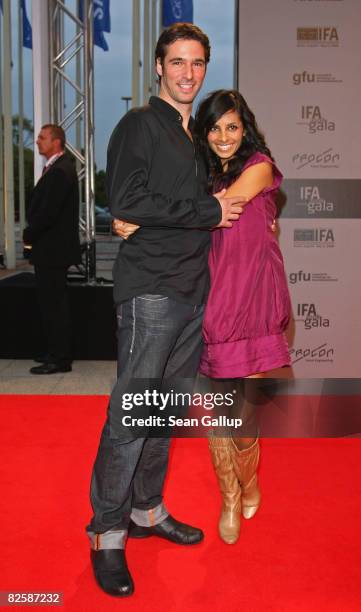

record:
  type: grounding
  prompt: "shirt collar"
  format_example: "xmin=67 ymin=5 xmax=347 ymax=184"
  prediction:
xmin=45 ymin=151 xmax=64 ymax=168
xmin=149 ymin=96 xmax=194 ymax=130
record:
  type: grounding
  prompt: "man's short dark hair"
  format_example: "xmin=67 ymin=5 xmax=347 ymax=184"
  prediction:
xmin=42 ymin=124 xmax=66 ymax=149
xmin=155 ymin=23 xmax=211 ymax=65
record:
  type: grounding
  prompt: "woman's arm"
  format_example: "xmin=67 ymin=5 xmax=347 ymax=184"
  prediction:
xmin=224 ymin=161 xmax=273 ymax=200
xmin=113 ymin=181 xmax=250 ymax=239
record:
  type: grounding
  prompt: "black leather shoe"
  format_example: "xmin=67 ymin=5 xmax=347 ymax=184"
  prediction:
xmin=90 ymin=549 xmax=134 ymax=597
xmin=30 ymin=362 xmax=72 ymax=375
xmin=128 ymin=515 xmax=204 ymax=545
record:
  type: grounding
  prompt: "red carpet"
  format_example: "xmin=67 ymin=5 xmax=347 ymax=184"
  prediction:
xmin=1 ymin=395 xmax=361 ymax=611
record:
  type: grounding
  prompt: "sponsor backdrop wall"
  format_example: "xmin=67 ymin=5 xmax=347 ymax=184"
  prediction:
xmin=238 ymin=0 xmax=361 ymax=377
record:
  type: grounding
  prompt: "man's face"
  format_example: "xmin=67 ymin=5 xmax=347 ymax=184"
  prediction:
xmin=156 ymin=39 xmax=207 ymax=109
xmin=36 ymin=128 xmax=59 ymax=159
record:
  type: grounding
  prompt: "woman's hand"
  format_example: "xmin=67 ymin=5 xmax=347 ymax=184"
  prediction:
xmin=113 ymin=218 xmax=140 ymax=240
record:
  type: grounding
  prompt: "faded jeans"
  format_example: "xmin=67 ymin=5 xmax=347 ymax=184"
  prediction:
xmin=87 ymin=294 xmax=204 ymax=540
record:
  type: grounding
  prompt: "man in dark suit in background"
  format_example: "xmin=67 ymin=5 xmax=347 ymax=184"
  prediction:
xmin=23 ymin=124 xmax=81 ymax=374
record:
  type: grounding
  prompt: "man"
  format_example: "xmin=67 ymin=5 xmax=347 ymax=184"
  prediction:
xmin=87 ymin=24 xmax=245 ymax=597
xmin=23 ymin=125 xmax=81 ymax=374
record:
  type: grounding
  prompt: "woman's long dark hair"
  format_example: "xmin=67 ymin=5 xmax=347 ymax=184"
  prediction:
xmin=195 ymin=89 xmax=273 ymax=191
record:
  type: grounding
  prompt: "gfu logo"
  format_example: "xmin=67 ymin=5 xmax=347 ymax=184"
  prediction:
xmin=293 ymin=71 xmax=316 ymax=85
xmin=297 ymin=27 xmax=339 ymax=47
xmin=292 ymin=71 xmax=342 ymax=85
xmin=297 ymin=185 xmax=334 ymax=214
xmin=298 ymin=106 xmax=335 ymax=134
xmin=293 ymin=228 xmax=335 ymax=247
xmin=289 ymin=271 xmax=311 ymax=284
xmin=296 ymin=303 xmax=330 ymax=330
xmin=292 ymin=148 xmax=340 ymax=170
xmin=289 ymin=271 xmax=338 ymax=284
xmin=290 ymin=343 xmax=334 ymax=365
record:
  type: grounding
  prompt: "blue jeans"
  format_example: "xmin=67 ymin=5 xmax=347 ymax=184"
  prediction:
xmin=87 ymin=295 xmax=204 ymax=535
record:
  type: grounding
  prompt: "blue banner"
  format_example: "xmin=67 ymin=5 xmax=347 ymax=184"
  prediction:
xmin=162 ymin=0 xmax=193 ymax=27
xmin=79 ymin=0 xmax=111 ymax=51
xmin=21 ymin=0 xmax=32 ymax=49
xmin=0 ymin=1 xmax=32 ymax=49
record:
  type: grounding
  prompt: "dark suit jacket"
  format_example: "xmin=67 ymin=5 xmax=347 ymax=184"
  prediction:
xmin=23 ymin=154 xmax=81 ymax=268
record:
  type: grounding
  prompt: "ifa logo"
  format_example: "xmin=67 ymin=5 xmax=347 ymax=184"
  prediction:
xmin=297 ymin=27 xmax=339 ymax=47
xmin=296 ymin=303 xmax=330 ymax=330
xmin=298 ymin=106 xmax=335 ymax=134
xmin=293 ymin=228 xmax=335 ymax=247
xmin=298 ymin=185 xmax=334 ymax=214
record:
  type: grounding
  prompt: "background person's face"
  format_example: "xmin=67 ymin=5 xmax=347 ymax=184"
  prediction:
xmin=157 ymin=39 xmax=207 ymax=108
xmin=207 ymin=109 xmax=244 ymax=162
xmin=36 ymin=128 xmax=59 ymax=159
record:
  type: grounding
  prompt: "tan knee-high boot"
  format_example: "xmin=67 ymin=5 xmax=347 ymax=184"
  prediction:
xmin=230 ymin=438 xmax=261 ymax=520
xmin=208 ymin=435 xmax=241 ymax=544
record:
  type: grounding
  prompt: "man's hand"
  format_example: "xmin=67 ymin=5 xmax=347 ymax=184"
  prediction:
xmin=213 ymin=189 xmax=247 ymax=228
xmin=113 ymin=218 xmax=140 ymax=240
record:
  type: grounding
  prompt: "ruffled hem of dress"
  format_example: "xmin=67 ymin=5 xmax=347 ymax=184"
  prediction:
xmin=199 ymin=333 xmax=291 ymax=378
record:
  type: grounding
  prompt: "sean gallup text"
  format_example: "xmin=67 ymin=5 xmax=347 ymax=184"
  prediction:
xmin=121 ymin=415 xmax=243 ymax=429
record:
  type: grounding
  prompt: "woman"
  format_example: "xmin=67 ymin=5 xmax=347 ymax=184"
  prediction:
xmin=195 ymin=89 xmax=291 ymax=544
xmin=113 ymin=89 xmax=291 ymax=545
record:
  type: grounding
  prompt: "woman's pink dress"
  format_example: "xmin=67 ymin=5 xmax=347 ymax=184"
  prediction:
xmin=199 ymin=152 xmax=291 ymax=378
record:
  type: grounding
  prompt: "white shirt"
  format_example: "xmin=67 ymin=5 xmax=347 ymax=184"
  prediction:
xmin=44 ymin=151 xmax=64 ymax=169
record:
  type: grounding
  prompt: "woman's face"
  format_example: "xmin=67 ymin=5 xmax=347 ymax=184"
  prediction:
xmin=207 ymin=109 xmax=244 ymax=162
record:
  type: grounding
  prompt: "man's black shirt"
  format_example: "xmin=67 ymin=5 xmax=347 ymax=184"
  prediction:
xmin=107 ymin=96 xmax=221 ymax=305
